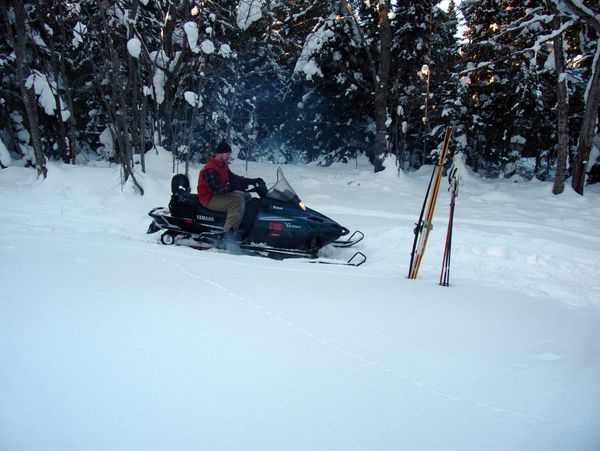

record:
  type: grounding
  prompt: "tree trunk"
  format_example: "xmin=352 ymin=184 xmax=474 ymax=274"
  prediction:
xmin=546 ymin=0 xmax=569 ymax=195
xmin=373 ymin=0 xmax=392 ymax=173
xmin=421 ymin=0 xmax=433 ymax=166
xmin=98 ymin=0 xmax=144 ymax=195
xmin=560 ymin=0 xmax=600 ymax=195
xmin=42 ymin=7 xmax=78 ymax=165
xmin=127 ymin=25 xmax=145 ymax=172
xmin=2 ymin=108 xmax=25 ymax=158
xmin=53 ymin=90 xmax=70 ymax=163
xmin=341 ymin=0 xmax=391 ymax=172
xmin=3 ymin=1 xmax=47 ymax=177
xmin=59 ymin=56 xmax=79 ymax=164
xmin=185 ymin=75 xmax=206 ymax=178
xmin=571 ymin=43 xmax=600 ymax=195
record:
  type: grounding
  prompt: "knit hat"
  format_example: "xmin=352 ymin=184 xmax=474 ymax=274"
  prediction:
xmin=215 ymin=141 xmax=232 ymax=154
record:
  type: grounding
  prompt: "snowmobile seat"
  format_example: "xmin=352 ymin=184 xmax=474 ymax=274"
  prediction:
xmin=169 ymin=192 xmax=228 ymax=221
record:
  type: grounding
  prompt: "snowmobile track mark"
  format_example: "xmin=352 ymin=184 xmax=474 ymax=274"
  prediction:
xmin=144 ymin=250 xmax=558 ymax=426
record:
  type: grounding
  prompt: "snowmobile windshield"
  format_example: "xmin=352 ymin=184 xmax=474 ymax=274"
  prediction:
xmin=267 ymin=168 xmax=304 ymax=208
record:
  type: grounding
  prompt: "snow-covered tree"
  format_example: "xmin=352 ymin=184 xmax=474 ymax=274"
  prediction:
xmin=459 ymin=0 xmax=557 ymax=178
xmin=0 ymin=0 xmax=597 ymax=189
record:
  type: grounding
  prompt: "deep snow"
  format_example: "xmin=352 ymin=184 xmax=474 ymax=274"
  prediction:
xmin=1 ymin=150 xmax=600 ymax=450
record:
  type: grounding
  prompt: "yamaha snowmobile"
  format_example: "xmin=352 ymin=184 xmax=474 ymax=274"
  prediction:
xmin=146 ymin=168 xmax=366 ymax=266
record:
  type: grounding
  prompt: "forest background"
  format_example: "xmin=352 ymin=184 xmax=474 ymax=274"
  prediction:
xmin=1 ymin=0 xmax=599 ymax=196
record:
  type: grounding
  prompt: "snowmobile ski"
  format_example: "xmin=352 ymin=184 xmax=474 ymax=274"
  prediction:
xmin=153 ymin=229 xmax=365 ymax=266
xmin=308 ymin=251 xmax=366 ymax=267
xmin=332 ymin=230 xmax=364 ymax=248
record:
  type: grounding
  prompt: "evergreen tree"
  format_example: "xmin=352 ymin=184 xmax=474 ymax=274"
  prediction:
xmin=0 ymin=0 xmax=597 ymax=189
xmin=432 ymin=0 xmax=467 ymax=161
xmin=409 ymin=2 xmax=462 ymax=168
xmin=276 ymin=1 xmax=365 ymax=164
xmin=459 ymin=0 xmax=557 ymax=178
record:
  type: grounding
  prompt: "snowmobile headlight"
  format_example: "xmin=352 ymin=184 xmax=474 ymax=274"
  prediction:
xmin=299 ymin=201 xmax=306 ymax=211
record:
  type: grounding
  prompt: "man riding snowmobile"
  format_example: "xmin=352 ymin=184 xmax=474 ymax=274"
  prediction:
xmin=147 ymin=167 xmax=366 ymax=265
xmin=197 ymin=141 xmax=264 ymax=241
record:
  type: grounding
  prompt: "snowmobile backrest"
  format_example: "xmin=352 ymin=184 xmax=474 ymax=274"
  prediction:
xmin=171 ymin=174 xmax=191 ymax=194
xmin=169 ymin=192 xmax=200 ymax=218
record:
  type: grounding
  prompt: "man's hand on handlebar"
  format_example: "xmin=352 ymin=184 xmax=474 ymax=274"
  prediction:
xmin=243 ymin=177 xmax=264 ymax=189
xmin=243 ymin=178 xmax=268 ymax=197
xmin=248 ymin=177 xmax=265 ymax=186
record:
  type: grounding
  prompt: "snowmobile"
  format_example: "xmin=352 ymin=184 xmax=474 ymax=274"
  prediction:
xmin=146 ymin=168 xmax=366 ymax=266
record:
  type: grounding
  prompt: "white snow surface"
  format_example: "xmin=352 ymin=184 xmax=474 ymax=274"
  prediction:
xmin=127 ymin=37 xmax=142 ymax=59
xmin=183 ymin=22 xmax=199 ymax=53
xmin=237 ymin=0 xmax=263 ymax=31
xmin=149 ymin=50 xmax=169 ymax=105
xmin=152 ymin=69 xmax=165 ymax=105
xmin=1 ymin=150 xmax=600 ymax=450
xmin=97 ymin=127 xmax=115 ymax=158
xmin=200 ymin=39 xmax=215 ymax=55
xmin=25 ymin=71 xmax=70 ymax=121
xmin=72 ymin=21 xmax=87 ymax=48
xmin=294 ymin=20 xmax=335 ymax=80
xmin=183 ymin=91 xmax=201 ymax=107
xmin=0 ymin=138 xmax=11 ymax=167
xmin=219 ymin=43 xmax=232 ymax=57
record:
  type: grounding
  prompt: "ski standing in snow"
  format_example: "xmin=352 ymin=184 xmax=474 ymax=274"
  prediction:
xmin=408 ymin=126 xmax=454 ymax=280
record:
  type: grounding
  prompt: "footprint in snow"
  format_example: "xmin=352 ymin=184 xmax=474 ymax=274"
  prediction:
xmin=536 ymin=352 xmax=563 ymax=361
xmin=513 ymin=352 xmax=563 ymax=369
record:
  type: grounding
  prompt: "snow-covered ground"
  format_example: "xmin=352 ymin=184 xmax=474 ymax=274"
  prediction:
xmin=1 ymin=150 xmax=600 ymax=450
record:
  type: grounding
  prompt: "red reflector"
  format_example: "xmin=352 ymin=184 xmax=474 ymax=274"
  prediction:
xmin=185 ymin=219 xmax=193 ymax=224
xmin=269 ymin=222 xmax=283 ymax=231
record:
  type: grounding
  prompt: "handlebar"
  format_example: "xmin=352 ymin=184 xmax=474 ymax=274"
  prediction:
xmin=244 ymin=181 xmax=268 ymax=198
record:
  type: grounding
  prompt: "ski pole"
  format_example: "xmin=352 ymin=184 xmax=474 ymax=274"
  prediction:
xmin=440 ymin=163 xmax=460 ymax=286
xmin=440 ymin=193 xmax=455 ymax=286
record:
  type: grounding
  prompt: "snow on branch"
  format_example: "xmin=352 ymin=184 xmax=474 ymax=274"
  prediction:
xmin=184 ymin=22 xmax=200 ymax=53
xmin=462 ymin=8 xmax=577 ymax=76
xmin=237 ymin=0 xmax=263 ymax=31
xmin=558 ymin=0 xmax=600 ymax=32
xmin=294 ymin=16 xmax=336 ymax=80
xmin=127 ymin=37 xmax=142 ymax=58
xmin=530 ymin=19 xmax=575 ymax=54
xmin=72 ymin=22 xmax=87 ymax=48
xmin=24 ymin=71 xmax=70 ymax=121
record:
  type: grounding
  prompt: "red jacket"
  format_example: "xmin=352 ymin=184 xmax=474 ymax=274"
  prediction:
xmin=197 ymin=156 xmax=230 ymax=206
